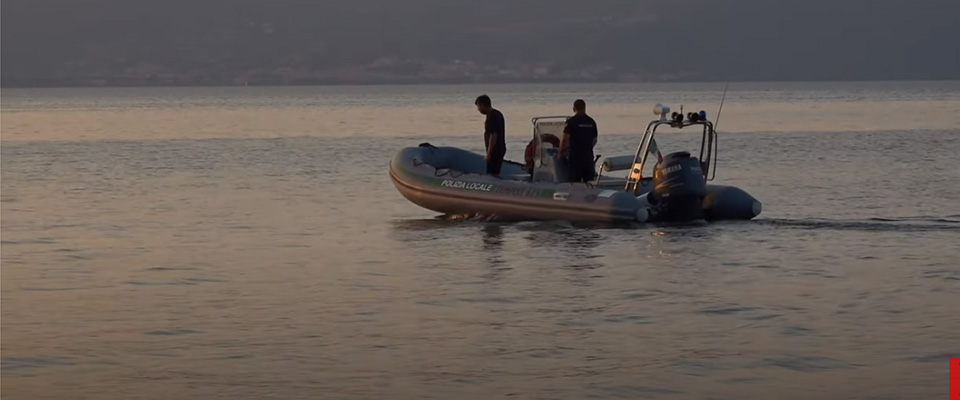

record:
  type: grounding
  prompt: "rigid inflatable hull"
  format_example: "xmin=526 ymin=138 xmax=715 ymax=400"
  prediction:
xmin=389 ymin=146 xmax=647 ymax=223
xmin=389 ymin=144 xmax=761 ymax=223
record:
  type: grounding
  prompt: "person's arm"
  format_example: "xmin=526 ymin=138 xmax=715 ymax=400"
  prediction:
xmin=483 ymin=115 xmax=493 ymax=160
xmin=592 ymin=120 xmax=598 ymax=148
xmin=486 ymin=134 xmax=497 ymax=160
xmin=558 ymin=120 xmax=571 ymax=158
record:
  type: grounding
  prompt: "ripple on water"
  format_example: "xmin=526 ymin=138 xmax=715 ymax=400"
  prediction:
xmin=722 ymin=376 xmax=766 ymax=384
xmin=130 ymin=269 xmax=224 ymax=284
xmin=922 ymin=269 xmax=960 ymax=282
xmin=123 ymin=280 xmax=198 ymax=286
xmin=750 ymin=355 xmax=861 ymax=372
xmin=796 ymin=268 xmax=839 ymax=278
xmin=1 ymin=356 xmax=75 ymax=373
xmin=589 ymin=384 xmax=683 ymax=399
xmin=556 ymin=319 xmax=593 ymax=327
xmin=415 ymin=300 xmax=455 ymax=307
xmin=743 ymin=313 xmax=783 ymax=321
xmin=603 ymin=314 xmax=651 ymax=324
xmin=21 ymin=285 xmax=110 ymax=292
xmin=457 ymin=296 xmax=524 ymax=304
xmin=144 ymin=329 xmax=202 ymax=336
xmin=0 ymin=237 xmax=58 ymax=245
xmin=696 ymin=304 xmax=759 ymax=316
xmin=218 ymin=354 xmax=253 ymax=360
xmin=145 ymin=265 xmax=201 ymax=271
xmin=901 ymin=351 xmax=960 ymax=363
xmin=671 ymin=359 xmax=729 ymax=377
xmin=620 ymin=289 xmax=658 ymax=300
xmin=778 ymin=325 xmax=814 ymax=336
xmin=182 ymin=277 xmax=229 ymax=283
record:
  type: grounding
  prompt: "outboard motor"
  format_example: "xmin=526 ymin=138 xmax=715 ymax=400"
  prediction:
xmin=648 ymin=151 xmax=707 ymax=221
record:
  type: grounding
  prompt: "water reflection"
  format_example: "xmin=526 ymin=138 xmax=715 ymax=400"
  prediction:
xmin=388 ymin=217 xmax=455 ymax=233
xmin=481 ymin=224 xmax=504 ymax=254
xmin=643 ymin=221 xmax=717 ymax=257
xmin=521 ymin=227 xmax=605 ymax=286
xmin=477 ymin=224 xmax=510 ymax=282
xmin=387 ymin=217 xmax=465 ymax=247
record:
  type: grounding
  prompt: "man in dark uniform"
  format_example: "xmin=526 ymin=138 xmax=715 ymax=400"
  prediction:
xmin=558 ymin=99 xmax=598 ymax=183
xmin=475 ymin=94 xmax=506 ymax=178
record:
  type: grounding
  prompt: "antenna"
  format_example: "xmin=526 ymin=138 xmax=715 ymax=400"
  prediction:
xmin=709 ymin=81 xmax=728 ymax=182
xmin=714 ymin=81 xmax=729 ymax=130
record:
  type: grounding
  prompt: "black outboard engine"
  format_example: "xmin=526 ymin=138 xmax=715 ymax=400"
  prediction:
xmin=648 ymin=151 xmax=707 ymax=221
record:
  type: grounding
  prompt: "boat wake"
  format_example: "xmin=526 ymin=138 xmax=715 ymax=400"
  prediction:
xmin=392 ymin=214 xmax=960 ymax=234
xmin=756 ymin=216 xmax=960 ymax=233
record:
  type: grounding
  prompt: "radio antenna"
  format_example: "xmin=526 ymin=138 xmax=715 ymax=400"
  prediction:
xmin=715 ymin=81 xmax=729 ymax=131
xmin=707 ymin=81 xmax=729 ymax=182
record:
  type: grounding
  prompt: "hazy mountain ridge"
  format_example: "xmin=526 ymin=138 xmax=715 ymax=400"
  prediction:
xmin=2 ymin=0 xmax=959 ymax=87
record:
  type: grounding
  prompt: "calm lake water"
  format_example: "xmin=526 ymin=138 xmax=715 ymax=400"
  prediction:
xmin=2 ymin=82 xmax=959 ymax=399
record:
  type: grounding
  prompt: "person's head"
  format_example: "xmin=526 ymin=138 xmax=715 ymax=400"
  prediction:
xmin=475 ymin=94 xmax=492 ymax=114
xmin=573 ymin=99 xmax=586 ymax=114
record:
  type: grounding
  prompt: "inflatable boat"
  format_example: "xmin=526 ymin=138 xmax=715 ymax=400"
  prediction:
xmin=389 ymin=105 xmax=762 ymax=224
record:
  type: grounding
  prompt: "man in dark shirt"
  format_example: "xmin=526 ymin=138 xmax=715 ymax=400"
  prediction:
xmin=558 ymin=99 xmax=598 ymax=183
xmin=475 ymin=94 xmax=506 ymax=177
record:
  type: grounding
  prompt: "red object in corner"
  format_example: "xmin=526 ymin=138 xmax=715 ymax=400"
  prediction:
xmin=951 ymin=358 xmax=960 ymax=400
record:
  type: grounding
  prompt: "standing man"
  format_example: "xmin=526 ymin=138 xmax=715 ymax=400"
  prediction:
xmin=475 ymin=94 xmax=506 ymax=178
xmin=558 ymin=99 xmax=598 ymax=183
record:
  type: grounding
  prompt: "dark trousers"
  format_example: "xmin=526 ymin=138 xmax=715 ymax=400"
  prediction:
xmin=566 ymin=159 xmax=596 ymax=183
xmin=486 ymin=152 xmax=505 ymax=176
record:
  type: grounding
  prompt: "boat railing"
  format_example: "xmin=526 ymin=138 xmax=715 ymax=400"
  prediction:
xmin=624 ymin=119 xmax=718 ymax=195
xmin=531 ymin=111 xmax=719 ymax=192
xmin=530 ymin=116 xmax=568 ymax=169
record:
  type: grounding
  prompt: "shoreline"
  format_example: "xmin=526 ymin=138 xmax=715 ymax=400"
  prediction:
xmin=3 ymin=78 xmax=960 ymax=91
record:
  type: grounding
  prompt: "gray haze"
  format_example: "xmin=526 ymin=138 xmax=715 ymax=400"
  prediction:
xmin=2 ymin=0 xmax=959 ymax=87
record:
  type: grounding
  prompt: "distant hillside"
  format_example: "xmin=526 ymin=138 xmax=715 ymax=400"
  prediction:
xmin=2 ymin=0 xmax=959 ymax=87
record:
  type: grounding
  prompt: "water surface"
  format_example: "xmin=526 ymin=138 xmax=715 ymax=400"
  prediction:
xmin=2 ymin=82 xmax=959 ymax=399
